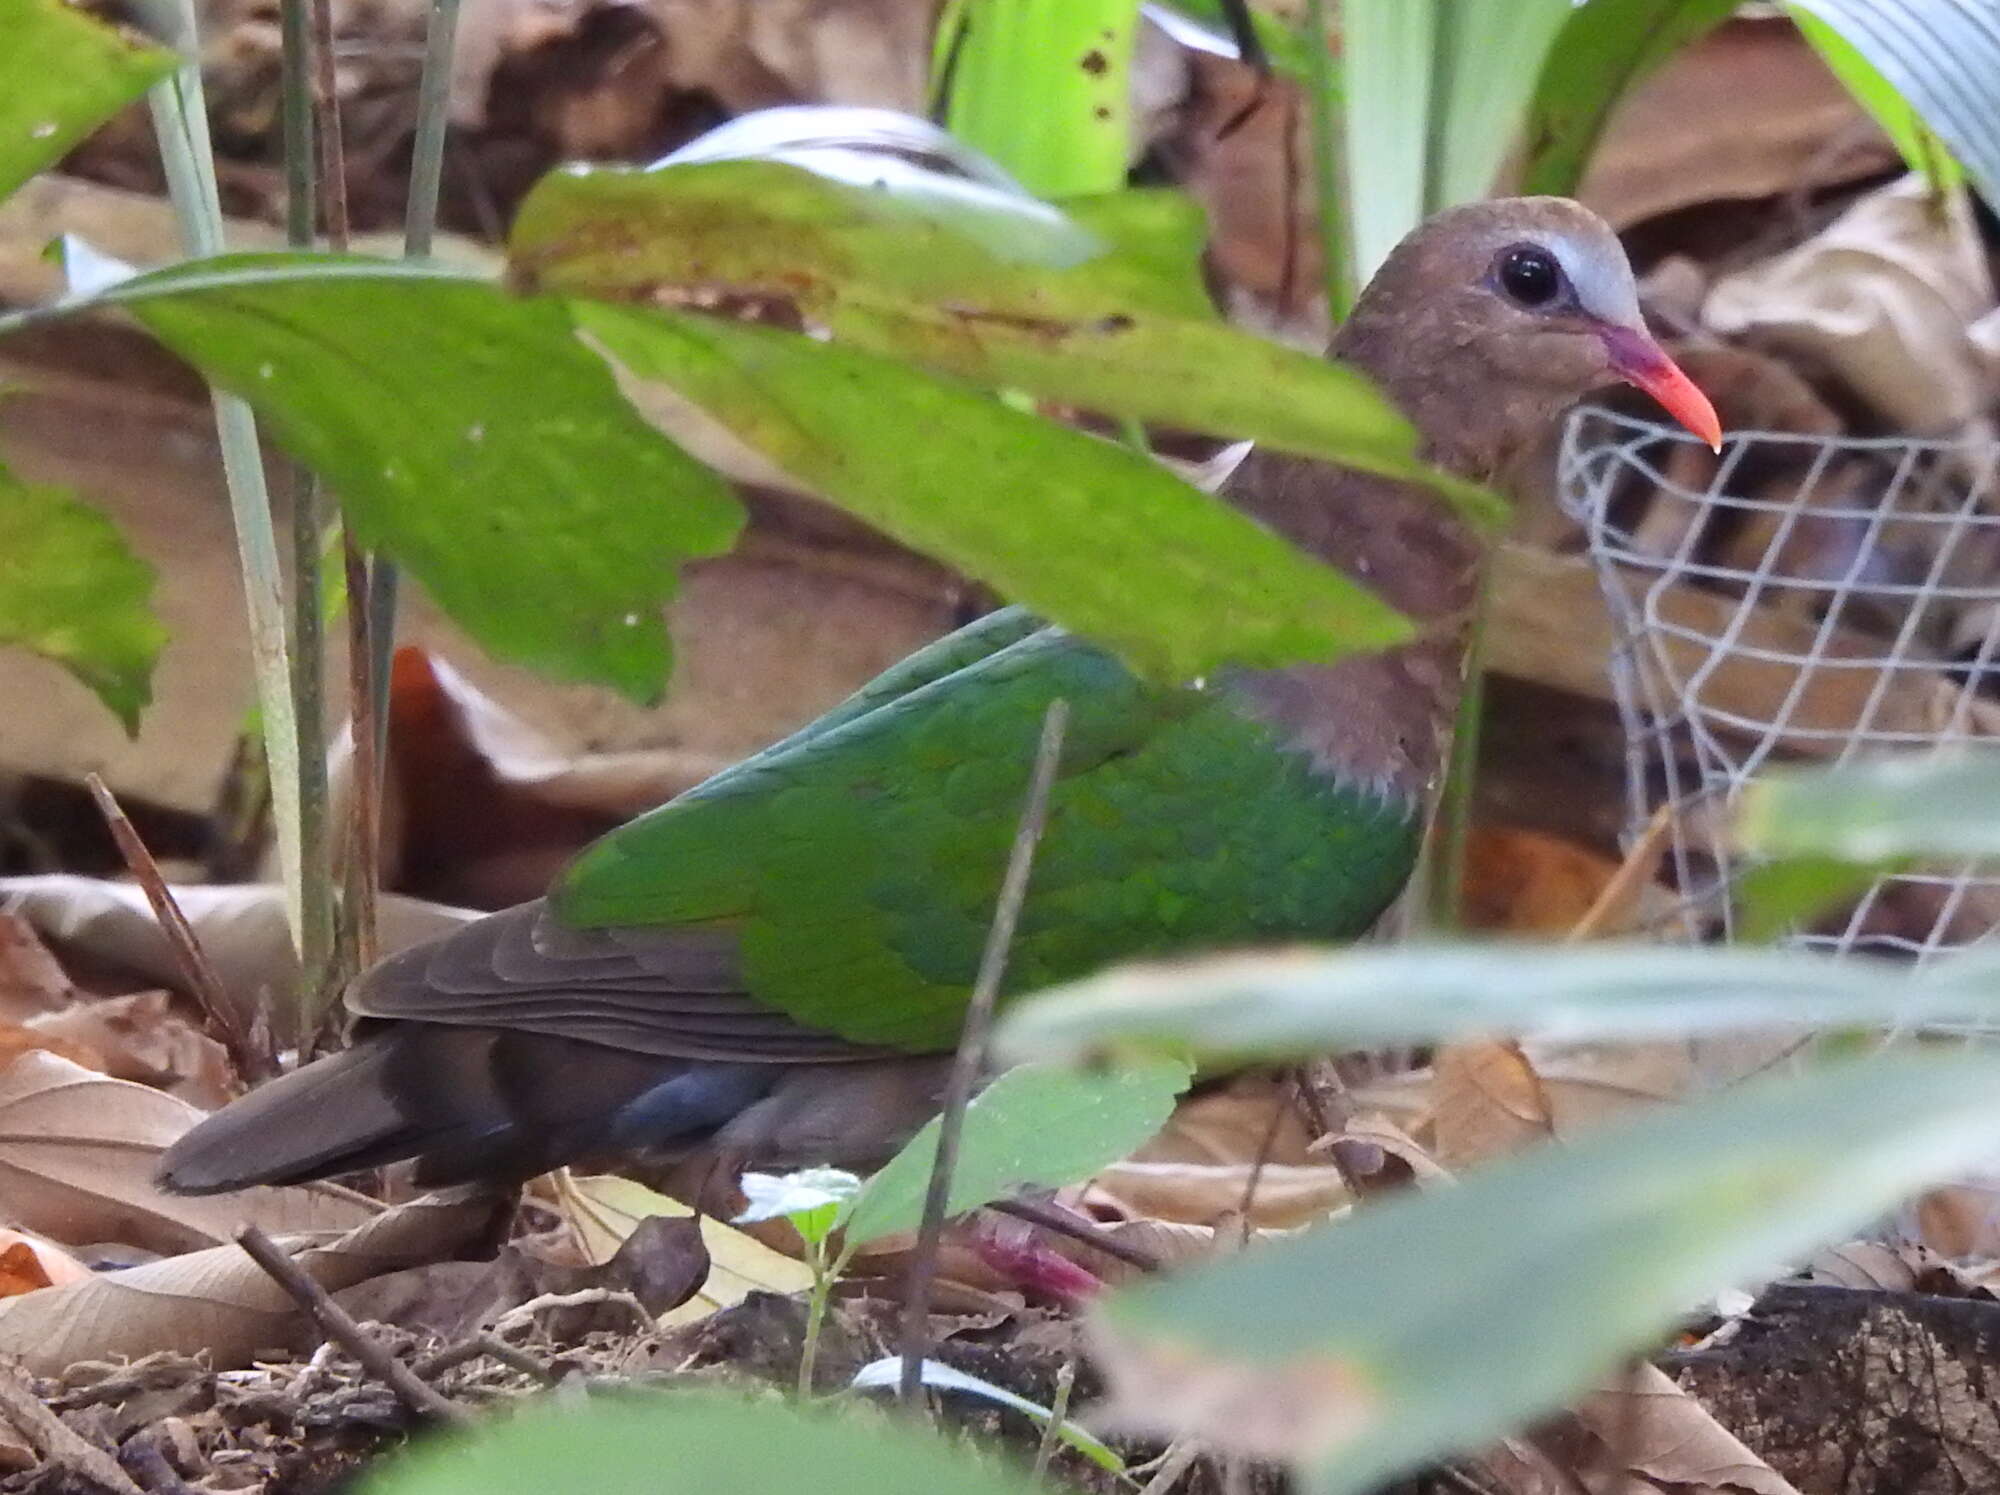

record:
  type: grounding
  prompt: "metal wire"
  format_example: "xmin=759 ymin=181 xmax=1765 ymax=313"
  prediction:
xmin=1560 ymin=406 xmax=2000 ymax=962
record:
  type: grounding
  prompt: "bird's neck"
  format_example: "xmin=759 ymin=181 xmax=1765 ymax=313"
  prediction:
xmin=1219 ymin=319 xmax=1508 ymax=805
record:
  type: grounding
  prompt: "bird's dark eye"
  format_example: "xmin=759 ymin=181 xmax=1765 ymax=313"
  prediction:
xmin=1496 ymin=245 xmax=1563 ymax=308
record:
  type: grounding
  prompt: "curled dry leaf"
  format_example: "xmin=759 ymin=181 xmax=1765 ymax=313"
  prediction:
xmin=551 ymin=1173 xmax=813 ymax=1327
xmin=0 ymin=1051 xmax=376 ymax=1257
xmin=0 ymin=911 xmax=78 ymax=1023
xmin=0 ymin=1230 xmax=90 ymax=1295
xmin=27 ymin=989 xmax=234 ymax=1109
xmin=0 ymin=1191 xmax=497 ymax=1374
xmin=1431 ymin=1040 xmax=1553 ymax=1173
xmin=1 ymin=876 xmax=476 ymax=1037
xmin=1571 ymin=1363 xmax=1802 ymax=1495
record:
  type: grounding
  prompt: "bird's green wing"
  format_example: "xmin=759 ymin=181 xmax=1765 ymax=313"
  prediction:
xmin=555 ymin=627 xmax=1417 ymax=1051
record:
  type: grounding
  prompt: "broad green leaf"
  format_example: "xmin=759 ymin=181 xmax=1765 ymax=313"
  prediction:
xmin=0 ymin=460 xmax=165 ymax=731
xmin=734 ymin=1167 xmax=861 ymax=1246
xmin=993 ymin=941 xmax=2000 ymax=1066
xmin=511 ymin=159 xmax=1499 ymax=526
xmin=850 ymin=1357 xmax=1126 ymax=1473
xmin=1739 ymin=749 xmax=2000 ymax=863
xmin=837 ymin=1057 xmax=1188 ymax=1250
xmin=1517 ymin=0 xmax=1740 ymax=198
xmin=361 ymin=1391 xmax=1047 ymax=1495
xmin=941 ymin=0 xmax=1138 ymax=199
xmin=0 ymin=0 xmax=174 ymax=205
xmin=1784 ymin=0 xmax=1998 ymax=207
xmin=11 ymin=256 xmax=744 ymax=702
xmin=1093 ymin=1052 xmax=2000 ymax=1494
xmin=574 ymin=301 xmax=1415 ymax=681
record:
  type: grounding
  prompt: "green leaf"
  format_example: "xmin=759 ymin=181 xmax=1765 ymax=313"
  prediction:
xmin=837 ymin=1057 xmax=1187 ymax=1250
xmin=1153 ymin=2 xmax=1316 ymax=82
xmin=1739 ymin=749 xmax=2000 ymax=863
xmin=574 ymin=301 xmax=1415 ymax=681
xmin=15 ymin=256 xmax=744 ymax=702
xmin=1517 ymin=0 xmax=1740 ymax=198
xmin=734 ymin=1167 xmax=861 ymax=1247
xmin=511 ymin=159 xmax=1499 ymax=526
xmin=941 ymin=0 xmax=1139 ymax=199
xmin=0 ymin=0 xmax=175 ymax=205
xmin=1784 ymin=0 xmax=1997 ymax=206
xmin=1093 ymin=1052 xmax=2000 ymax=1494
xmin=360 ymin=1390 xmax=1047 ymax=1495
xmin=1732 ymin=853 xmax=1899 ymax=944
xmin=0 ymin=459 xmax=165 ymax=732
xmin=994 ymin=941 xmax=2000 ymax=1067
xmin=850 ymin=1357 xmax=1126 ymax=1473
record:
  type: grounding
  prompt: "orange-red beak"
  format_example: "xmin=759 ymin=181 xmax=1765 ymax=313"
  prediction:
xmin=1599 ymin=325 xmax=1722 ymax=452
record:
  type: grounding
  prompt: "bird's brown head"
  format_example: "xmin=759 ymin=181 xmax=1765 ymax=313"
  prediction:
xmin=1334 ymin=197 xmax=1721 ymax=480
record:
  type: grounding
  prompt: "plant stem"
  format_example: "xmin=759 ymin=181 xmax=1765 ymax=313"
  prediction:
xmin=1301 ymin=0 xmax=1354 ymax=322
xmin=796 ymin=1243 xmax=833 ymax=1399
xmin=1031 ymin=1361 xmax=1076 ymax=1481
xmin=897 ymin=698 xmax=1069 ymax=1408
xmin=278 ymin=0 xmax=337 ymax=1031
xmin=145 ymin=25 xmax=307 ymax=987
xmin=371 ymin=0 xmax=466 ymax=747
xmin=307 ymin=0 xmax=382 ymax=972
xmin=1425 ymin=563 xmax=1495 ymax=931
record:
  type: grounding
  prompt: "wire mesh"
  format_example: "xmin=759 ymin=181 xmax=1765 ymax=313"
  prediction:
xmin=1558 ymin=406 xmax=2000 ymax=961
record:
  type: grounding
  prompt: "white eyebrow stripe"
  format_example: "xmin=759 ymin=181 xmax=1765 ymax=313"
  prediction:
xmin=1544 ymin=232 xmax=1642 ymax=328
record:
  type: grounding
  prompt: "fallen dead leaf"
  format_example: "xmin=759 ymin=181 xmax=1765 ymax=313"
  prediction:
xmin=27 ymin=989 xmax=234 ymax=1109
xmin=1431 ymin=1040 xmax=1553 ymax=1173
xmin=552 ymin=1173 xmax=813 ymax=1327
xmin=0 ymin=1191 xmax=498 ymax=1374
xmin=1461 ymin=826 xmax=1629 ymax=935
xmin=0 ymin=1231 xmax=90 ymax=1295
xmin=0 ymin=912 xmax=77 ymax=1023
xmin=0 ymin=1050 xmax=376 ymax=1256
xmin=1571 ymin=1363 xmax=1802 ymax=1495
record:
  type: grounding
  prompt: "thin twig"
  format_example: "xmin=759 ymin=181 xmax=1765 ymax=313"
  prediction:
xmin=1135 ymin=1437 xmax=1202 ymax=1495
xmin=1031 ymin=1361 xmax=1076 ymax=1482
xmin=277 ymin=0 xmax=314 ymax=245
xmin=1235 ymin=1081 xmax=1290 ymax=1221
xmin=898 ymin=700 xmax=1069 ymax=1408
xmin=412 ymin=1334 xmax=557 ymax=1384
xmin=987 ymin=1197 xmax=1160 ymax=1273
xmin=489 ymin=1289 xmax=654 ymax=1339
xmin=307 ymin=0 xmax=350 ymax=250
xmin=235 ymin=1225 xmax=469 ymax=1427
xmin=0 ymin=1358 xmax=145 ymax=1495
xmin=84 ymin=774 xmax=262 ymax=1084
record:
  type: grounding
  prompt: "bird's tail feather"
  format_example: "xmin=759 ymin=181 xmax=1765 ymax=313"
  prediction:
xmin=156 ymin=1035 xmax=418 ymax=1195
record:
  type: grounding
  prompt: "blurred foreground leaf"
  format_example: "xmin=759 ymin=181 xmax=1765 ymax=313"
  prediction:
xmin=1739 ymin=749 xmax=2000 ymax=863
xmin=995 ymin=941 xmax=2000 ymax=1066
xmin=1094 ymin=1052 xmax=2000 ymax=1494
xmin=362 ymin=1391 xmax=1048 ymax=1495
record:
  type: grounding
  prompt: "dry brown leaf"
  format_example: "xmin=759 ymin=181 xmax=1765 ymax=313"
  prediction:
xmin=1461 ymin=826 xmax=1628 ymax=935
xmin=1572 ymin=1363 xmax=1801 ymax=1495
xmin=1910 ymin=1175 xmax=2000 ymax=1258
xmin=1431 ymin=1040 xmax=1553 ymax=1172
xmin=27 ymin=990 xmax=233 ymax=1109
xmin=0 ymin=912 xmax=77 ymax=1024
xmin=0 ymin=1191 xmax=496 ymax=1373
xmin=0 ymin=1231 xmax=90 ymax=1295
xmin=0 ymin=1050 xmax=376 ymax=1256
xmin=1 ymin=876 xmax=476 ymax=1038
xmin=551 ymin=1173 xmax=814 ymax=1327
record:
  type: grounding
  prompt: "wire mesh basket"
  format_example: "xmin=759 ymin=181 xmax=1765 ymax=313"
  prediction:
xmin=1558 ymin=406 xmax=2000 ymax=960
